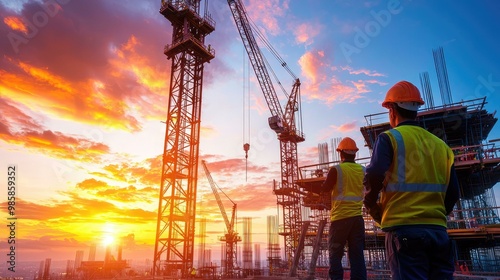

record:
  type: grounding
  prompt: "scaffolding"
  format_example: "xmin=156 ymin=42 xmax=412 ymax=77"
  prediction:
xmin=267 ymin=215 xmax=284 ymax=276
xmin=242 ymin=217 xmax=253 ymax=276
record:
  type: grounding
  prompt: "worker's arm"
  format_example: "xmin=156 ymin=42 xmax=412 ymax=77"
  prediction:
xmin=444 ymin=165 xmax=460 ymax=215
xmin=319 ymin=167 xmax=337 ymax=193
xmin=363 ymin=133 xmax=393 ymax=223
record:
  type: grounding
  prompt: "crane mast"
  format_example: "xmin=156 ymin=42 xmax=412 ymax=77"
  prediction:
xmin=154 ymin=0 xmax=215 ymax=278
xmin=202 ymin=160 xmax=241 ymax=278
xmin=227 ymin=0 xmax=305 ymax=270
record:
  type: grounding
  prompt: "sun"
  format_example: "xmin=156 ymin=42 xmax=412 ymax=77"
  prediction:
xmin=102 ymin=223 xmax=117 ymax=247
xmin=103 ymin=235 xmax=115 ymax=247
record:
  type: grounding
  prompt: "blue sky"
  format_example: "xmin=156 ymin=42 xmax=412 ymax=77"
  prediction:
xmin=0 ymin=0 xmax=499 ymax=266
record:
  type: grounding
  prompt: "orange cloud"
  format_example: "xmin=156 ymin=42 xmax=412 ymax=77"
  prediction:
xmin=316 ymin=78 xmax=359 ymax=104
xmin=0 ymin=97 xmax=110 ymax=162
xmin=91 ymin=155 xmax=162 ymax=187
xmin=6 ymin=195 xmax=157 ymax=256
xmin=1 ymin=32 xmax=169 ymax=132
xmin=198 ymin=158 xmax=277 ymax=216
xmin=0 ymin=150 xmax=283 ymax=260
xmin=333 ymin=121 xmax=358 ymax=132
xmin=246 ymin=0 xmax=290 ymax=36
xmin=0 ymin=60 xmax=142 ymax=132
xmin=198 ymin=180 xmax=277 ymax=214
xmin=316 ymin=121 xmax=361 ymax=144
xmin=3 ymin=16 xmax=27 ymax=33
xmin=251 ymin=90 xmax=271 ymax=116
xmin=108 ymin=35 xmax=168 ymax=121
xmin=299 ymin=50 xmax=327 ymax=87
xmin=75 ymin=178 xmax=156 ymax=203
xmin=294 ymin=22 xmax=321 ymax=45
xmin=298 ymin=51 xmax=387 ymax=105
xmin=18 ymin=61 xmax=74 ymax=93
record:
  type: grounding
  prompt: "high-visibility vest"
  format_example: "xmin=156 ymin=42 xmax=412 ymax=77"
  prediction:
xmin=380 ymin=126 xmax=454 ymax=229
xmin=330 ymin=162 xmax=365 ymax=221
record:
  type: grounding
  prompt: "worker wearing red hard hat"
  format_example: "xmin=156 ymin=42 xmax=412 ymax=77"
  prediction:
xmin=363 ymin=81 xmax=460 ymax=280
xmin=309 ymin=137 xmax=367 ymax=280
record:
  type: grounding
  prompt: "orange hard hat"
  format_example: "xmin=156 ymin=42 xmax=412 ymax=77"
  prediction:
xmin=382 ymin=81 xmax=424 ymax=111
xmin=336 ymin=137 xmax=358 ymax=155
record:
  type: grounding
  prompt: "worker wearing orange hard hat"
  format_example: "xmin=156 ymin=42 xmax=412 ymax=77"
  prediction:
xmin=309 ymin=137 xmax=367 ymax=280
xmin=363 ymin=81 xmax=460 ymax=280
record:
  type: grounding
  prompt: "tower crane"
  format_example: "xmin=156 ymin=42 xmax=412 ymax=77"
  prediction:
xmin=227 ymin=0 xmax=305 ymax=270
xmin=201 ymin=160 xmax=241 ymax=278
xmin=153 ymin=0 xmax=215 ymax=278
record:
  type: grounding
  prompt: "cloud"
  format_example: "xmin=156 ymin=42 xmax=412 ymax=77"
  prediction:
xmin=0 ymin=1 xmax=170 ymax=132
xmin=198 ymin=180 xmax=277 ymax=214
xmin=316 ymin=120 xmax=360 ymax=142
xmin=3 ymin=15 xmax=28 ymax=33
xmin=246 ymin=0 xmax=290 ymax=36
xmin=91 ymin=155 xmax=162 ymax=187
xmin=299 ymin=50 xmax=328 ymax=87
xmin=293 ymin=22 xmax=321 ymax=46
xmin=335 ymin=121 xmax=358 ymax=132
xmin=6 ymin=191 xmax=158 ymax=253
xmin=75 ymin=178 xmax=156 ymax=203
xmin=298 ymin=50 xmax=387 ymax=105
xmin=198 ymin=158 xmax=277 ymax=215
xmin=0 ymin=97 xmax=110 ymax=162
xmin=341 ymin=65 xmax=385 ymax=77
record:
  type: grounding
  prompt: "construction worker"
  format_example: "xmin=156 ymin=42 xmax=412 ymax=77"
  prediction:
xmin=363 ymin=81 xmax=460 ymax=280
xmin=309 ymin=137 xmax=367 ymax=280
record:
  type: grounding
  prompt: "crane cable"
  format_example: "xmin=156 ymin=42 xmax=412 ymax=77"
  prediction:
xmin=248 ymin=16 xmax=299 ymax=99
xmin=243 ymin=46 xmax=250 ymax=181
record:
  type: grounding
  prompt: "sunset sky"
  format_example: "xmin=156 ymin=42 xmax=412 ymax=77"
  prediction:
xmin=1 ymin=0 xmax=500 ymax=269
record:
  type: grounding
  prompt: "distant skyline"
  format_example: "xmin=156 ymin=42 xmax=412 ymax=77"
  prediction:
xmin=1 ymin=0 xmax=499 ymax=270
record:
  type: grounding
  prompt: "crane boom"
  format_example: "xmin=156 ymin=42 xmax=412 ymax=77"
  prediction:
xmin=227 ymin=0 xmax=284 ymax=129
xmin=202 ymin=160 xmax=234 ymax=233
xmin=227 ymin=0 xmax=305 ymax=271
xmin=201 ymin=160 xmax=240 ymax=277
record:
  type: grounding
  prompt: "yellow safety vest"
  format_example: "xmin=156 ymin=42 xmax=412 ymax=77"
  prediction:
xmin=330 ymin=162 xmax=365 ymax=221
xmin=380 ymin=126 xmax=454 ymax=229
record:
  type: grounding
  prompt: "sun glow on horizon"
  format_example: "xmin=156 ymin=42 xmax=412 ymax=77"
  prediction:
xmin=103 ymin=235 xmax=116 ymax=247
xmin=102 ymin=223 xmax=117 ymax=247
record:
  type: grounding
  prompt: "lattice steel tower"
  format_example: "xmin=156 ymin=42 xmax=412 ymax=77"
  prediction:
xmin=153 ymin=0 xmax=215 ymax=277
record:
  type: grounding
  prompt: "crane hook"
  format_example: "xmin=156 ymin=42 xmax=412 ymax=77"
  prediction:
xmin=243 ymin=143 xmax=250 ymax=181
xmin=243 ymin=143 xmax=250 ymax=159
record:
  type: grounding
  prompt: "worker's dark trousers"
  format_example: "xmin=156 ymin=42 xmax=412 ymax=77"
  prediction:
xmin=328 ymin=215 xmax=367 ymax=280
xmin=385 ymin=226 xmax=454 ymax=280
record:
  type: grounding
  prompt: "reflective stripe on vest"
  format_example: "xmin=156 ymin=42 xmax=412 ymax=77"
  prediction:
xmin=332 ymin=165 xmax=364 ymax=201
xmin=380 ymin=126 xmax=452 ymax=229
xmin=386 ymin=129 xmax=447 ymax=193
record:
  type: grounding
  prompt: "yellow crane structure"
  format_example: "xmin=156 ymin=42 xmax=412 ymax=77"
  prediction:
xmin=201 ymin=160 xmax=241 ymax=278
xmin=227 ymin=0 xmax=305 ymax=271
